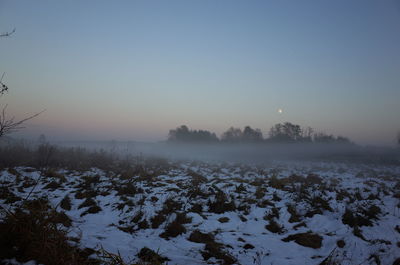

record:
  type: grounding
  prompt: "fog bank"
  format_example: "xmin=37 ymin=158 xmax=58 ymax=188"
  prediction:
xmin=57 ymin=141 xmax=400 ymax=165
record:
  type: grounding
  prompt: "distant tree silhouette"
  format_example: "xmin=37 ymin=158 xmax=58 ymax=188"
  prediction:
xmin=313 ymin=132 xmax=336 ymax=143
xmin=336 ymin=136 xmax=351 ymax=144
xmin=268 ymin=122 xmax=302 ymax=142
xmin=38 ymin=134 xmax=47 ymax=144
xmin=167 ymin=123 xmax=352 ymax=145
xmin=168 ymin=125 xmax=190 ymax=141
xmin=242 ymin=126 xmax=263 ymax=142
xmin=193 ymin=129 xmax=219 ymax=142
xmin=267 ymin=123 xmax=352 ymax=144
xmin=221 ymin=127 xmax=243 ymax=142
xmin=313 ymin=133 xmax=351 ymax=144
xmin=301 ymin=126 xmax=314 ymax=142
xmin=221 ymin=126 xmax=263 ymax=142
xmin=168 ymin=125 xmax=218 ymax=142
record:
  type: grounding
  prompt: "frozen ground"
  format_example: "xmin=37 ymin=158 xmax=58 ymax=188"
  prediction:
xmin=1 ymin=160 xmax=400 ymax=265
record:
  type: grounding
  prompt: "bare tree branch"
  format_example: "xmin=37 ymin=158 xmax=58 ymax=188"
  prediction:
xmin=0 ymin=28 xmax=16 ymax=38
xmin=0 ymin=105 xmax=45 ymax=138
xmin=1 ymin=28 xmax=16 ymax=93
xmin=0 ymin=27 xmax=44 ymax=138
xmin=0 ymin=72 xmax=9 ymax=95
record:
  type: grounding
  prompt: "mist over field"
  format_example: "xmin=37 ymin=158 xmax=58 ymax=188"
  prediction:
xmin=54 ymin=140 xmax=399 ymax=166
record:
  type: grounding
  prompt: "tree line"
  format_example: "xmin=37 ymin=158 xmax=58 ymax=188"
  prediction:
xmin=168 ymin=123 xmax=352 ymax=144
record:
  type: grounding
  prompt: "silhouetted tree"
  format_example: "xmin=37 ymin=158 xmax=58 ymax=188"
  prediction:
xmin=313 ymin=133 xmax=352 ymax=144
xmin=192 ymin=129 xmax=219 ymax=142
xmin=221 ymin=127 xmax=243 ymax=142
xmin=268 ymin=122 xmax=302 ymax=142
xmin=168 ymin=125 xmax=190 ymax=141
xmin=168 ymin=123 xmax=352 ymax=145
xmin=38 ymin=134 xmax=47 ymax=144
xmin=313 ymin=132 xmax=336 ymax=143
xmin=242 ymin=126 xmax=263 ymax=142
xmin=301 ymin=126 xmax=314 ymax=142
xmin=336 ymin=136 xmax=351 ymax=144
xmin=168 ymin=125 xmax=218 ymax=142
xmin=314 ymin=133 xmax=349 ymax=144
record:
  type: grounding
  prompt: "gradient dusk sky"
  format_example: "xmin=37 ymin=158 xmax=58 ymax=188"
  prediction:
xmin=0 ymin=0 xmax=399 ymax=145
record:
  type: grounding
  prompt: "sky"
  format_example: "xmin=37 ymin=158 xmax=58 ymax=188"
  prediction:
xmin=0 ymin=0 xmax=399 ymax=145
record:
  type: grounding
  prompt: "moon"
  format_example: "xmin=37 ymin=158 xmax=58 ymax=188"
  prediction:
xmin=278 ymin=108 xmax=283 ymax=114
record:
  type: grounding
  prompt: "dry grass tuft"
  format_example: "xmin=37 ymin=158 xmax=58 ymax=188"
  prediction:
xmin=208 ymin=190 xmax=236 ymax=214
xmin=137 ymin=247 xmax=169 ymax=264
xmin=60 ymin=194 xmax=72 ymax=211
xmin=0 ymin=198 xmax=97 ymax=265
xmin=188 ymin=230 xmax=236 ymax=265
xmin=159 ymin=219 xmax=186 ymax=239
xmin=282 ymin=232 xmax=323 ymax=249
xmin=265 ymin=219 xmax=284 ymax=234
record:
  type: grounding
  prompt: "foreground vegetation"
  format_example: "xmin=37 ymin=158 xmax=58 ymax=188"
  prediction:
xmin=0 ymin=144 xmax=400 ymax=265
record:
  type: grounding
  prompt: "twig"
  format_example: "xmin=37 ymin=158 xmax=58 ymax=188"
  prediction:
xmin=0 ymin=28 xmax=16 ymax=38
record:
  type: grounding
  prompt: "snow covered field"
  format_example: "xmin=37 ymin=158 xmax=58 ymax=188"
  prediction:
xmin=1 ymin=160 xmax=399 ymax=265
